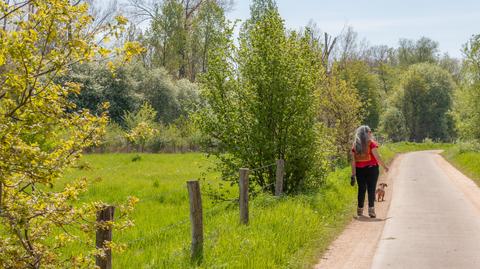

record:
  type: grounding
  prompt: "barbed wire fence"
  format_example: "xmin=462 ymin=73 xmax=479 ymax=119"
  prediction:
xmin=94 ymin=159 xmax=285 ymax=269
xmin=188 ymin=159 xmax=285 ymax=263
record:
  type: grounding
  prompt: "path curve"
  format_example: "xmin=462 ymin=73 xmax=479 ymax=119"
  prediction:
xmin=315 ymin=151 xmax=480 ymax=269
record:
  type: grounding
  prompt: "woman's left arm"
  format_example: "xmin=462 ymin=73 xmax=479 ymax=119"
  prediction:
xmin=372 ymin=148 xmax=389 ymax=172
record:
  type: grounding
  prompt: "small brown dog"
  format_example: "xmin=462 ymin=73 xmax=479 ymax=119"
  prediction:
xmin=376 ymin=183 xmax=388 ymax=202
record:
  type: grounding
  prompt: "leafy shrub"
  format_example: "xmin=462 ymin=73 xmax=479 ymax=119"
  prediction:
xmin=456 ymin=140 xmax=480 ymax=153
xmin=132 ymin=154 xmax=142 ymax=162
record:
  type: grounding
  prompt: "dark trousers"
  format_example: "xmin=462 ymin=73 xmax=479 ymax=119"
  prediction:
xmin=356 ymin=165 xmax=379 ymax=208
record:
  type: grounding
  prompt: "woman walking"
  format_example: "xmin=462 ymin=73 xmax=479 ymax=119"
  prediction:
xmin=351 ymin=125 xmax=389 ymax=218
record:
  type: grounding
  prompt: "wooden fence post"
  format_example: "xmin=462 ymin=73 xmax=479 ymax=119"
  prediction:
xmin=96 ymin=205 xmax=115 ymax=269
xmin=187 ymin=180 xmax=203 ymax=263
xmin=0 ymin=182 xmax=3 ymax=211
xmin=275 ymin=159 xmax=285 ymax=196
xmin=239 ymin=168 xmax=249 ymax=225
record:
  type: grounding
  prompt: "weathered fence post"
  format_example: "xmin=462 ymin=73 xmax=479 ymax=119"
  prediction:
xmin=275 ymin=159 xmax=285 ymax=196
xmin=96 ymin=205 xmax=115 ymax=269
xmin=0 ymin=182 xmax=3 ymax=211
xmin=239 ymin=168 xmax=249 ymax=225
xmin=187 ymin=180 xmax=203 ymax=263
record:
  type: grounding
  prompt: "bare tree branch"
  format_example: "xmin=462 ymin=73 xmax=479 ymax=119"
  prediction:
xmin=127 ymin=0 xmax=156 ymax=21
xmin=0 ymin=0 xmax=33 ymax=21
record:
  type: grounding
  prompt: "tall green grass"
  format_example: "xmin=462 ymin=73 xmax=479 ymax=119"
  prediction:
xmin=61 ymin=153 xmax=357 ymax=268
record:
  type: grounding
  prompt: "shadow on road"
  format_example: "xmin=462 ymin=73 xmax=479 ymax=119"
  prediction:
xmin=354 ymin=216 xmax=392 ymax=222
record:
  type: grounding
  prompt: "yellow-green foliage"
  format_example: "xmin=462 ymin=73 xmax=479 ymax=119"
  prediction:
xmin=0 ymin=1 xmax=142 ymax=267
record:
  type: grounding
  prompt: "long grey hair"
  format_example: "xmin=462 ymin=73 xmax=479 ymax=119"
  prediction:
xmin=354 ymin=125 xmax=371 ymax=155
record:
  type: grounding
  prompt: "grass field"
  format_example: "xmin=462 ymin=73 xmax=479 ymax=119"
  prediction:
xmin=59 ymin=142 xmax=455 ymax=268
xmin=61 ymin=153 xmax=357 ymax=268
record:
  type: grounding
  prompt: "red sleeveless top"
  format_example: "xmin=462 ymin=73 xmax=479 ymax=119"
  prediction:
xmin=352 ymin=140 xmax=379 ymax=168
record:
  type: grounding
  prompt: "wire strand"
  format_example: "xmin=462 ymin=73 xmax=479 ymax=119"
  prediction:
xmin=249 ymin=162 xmax=276 ymax=172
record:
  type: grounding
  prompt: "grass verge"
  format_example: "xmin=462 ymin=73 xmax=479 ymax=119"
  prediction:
xmin=443 ymin=143 xmax=480 ymax=185
xmin=379 ymin=141 xmax=453 ymax=163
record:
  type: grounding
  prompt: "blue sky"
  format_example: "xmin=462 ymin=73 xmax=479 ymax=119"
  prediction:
xmin=226 ymin=0 xmax=480 ymax=58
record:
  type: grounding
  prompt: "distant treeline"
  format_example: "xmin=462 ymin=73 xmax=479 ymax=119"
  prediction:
xmin=66 ymin=0 xmax=479 ymax=158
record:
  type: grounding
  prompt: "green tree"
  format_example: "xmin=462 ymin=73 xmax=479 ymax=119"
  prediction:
xmin=150 ymin=0 xmax=185 ymax=75
xmin=334 ymin=60 xmax=382 ymax=129
xmin=376 ymin=62 xmax=399 ymax=94
xmin=393 ymin=63 xmax=456 ymax=141
xmin=0 ymin=1 xmax=140 ymax=267
xmin=66 ymin=60 xmax=200 ymax=127
xmin=135 ymin=66 xmax=181 ymax=123
xmin=98 ymin=66 xmax=140 ymax=123
xmin=379 ymin=106 xmax=409 ymax=142
xmin=317 ymin=77 xmax=362 ymax=162
xmin=176 ymin=78 xmax=201 ymax=116
xmin=190 ymin=0 xmax=226 ymax=79
xmin=439 ymin=53 xmax=462 ymax=82
xmin=199 ymin=10 xmax=328 ymax=193
xmin=363 ymin=45 xmax=399 ymax=94
xmin=397 ymin=37 xmax=439 ymax=67
xmin=249 ymin=0 xmax=277 ymax=23
xmin=64 ymin=63 xmax=140 ymax=124
xmin=134 ymin=0 xmax=228 ymax=81
xmin=454 ymin=34 xmax=480 ymax=141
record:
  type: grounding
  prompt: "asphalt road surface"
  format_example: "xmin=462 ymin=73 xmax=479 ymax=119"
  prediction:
xmin=316 ymin=151 xmax=480 ymax=269
xmin=372 ymin=151 xmax=480 ymax=268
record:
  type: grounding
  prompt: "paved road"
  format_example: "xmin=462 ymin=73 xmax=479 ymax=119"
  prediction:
xmin=371 ymin=151 xmax=480 ymax=269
